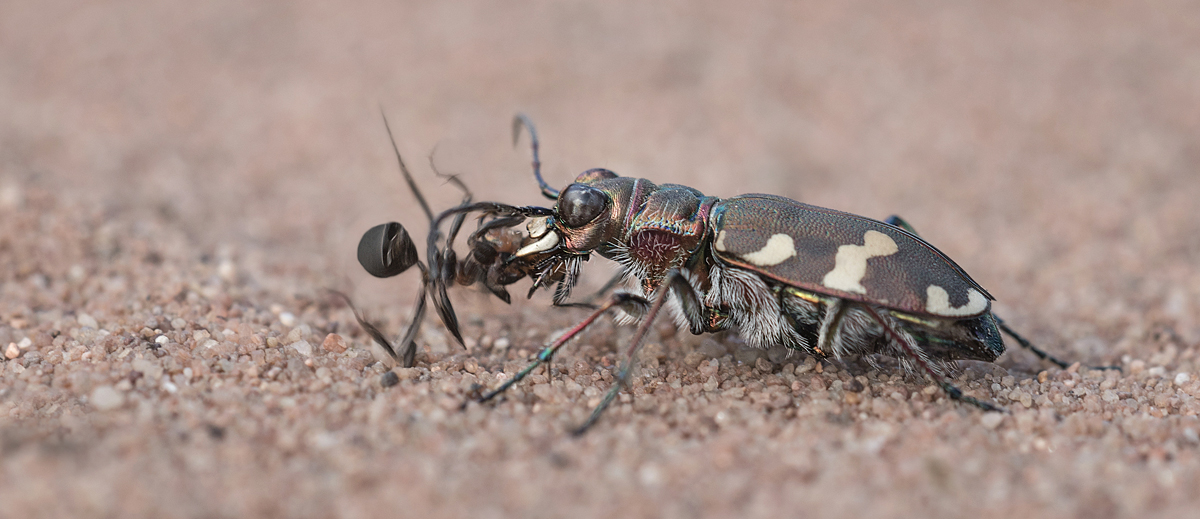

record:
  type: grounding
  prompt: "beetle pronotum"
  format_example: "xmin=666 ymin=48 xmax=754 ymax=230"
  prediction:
xmin=356 ymin=114 xmax=1092 ymax=434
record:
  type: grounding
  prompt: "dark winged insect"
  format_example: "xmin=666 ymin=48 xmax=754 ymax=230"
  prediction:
xmin=356 ymin=114 xmax=1094 ymax=435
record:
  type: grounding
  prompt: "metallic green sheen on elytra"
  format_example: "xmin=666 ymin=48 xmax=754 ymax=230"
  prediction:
xmin=710 ymin=194 xmax=994 ymax=318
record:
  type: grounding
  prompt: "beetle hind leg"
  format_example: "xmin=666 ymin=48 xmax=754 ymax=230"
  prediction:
xmin=861 ymin=304 xmax=1006 ymax=413
xmin=994 ymin=316 xmax=1121 ymax=371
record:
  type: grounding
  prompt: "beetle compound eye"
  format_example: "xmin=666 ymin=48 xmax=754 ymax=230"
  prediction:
xmin=358 ymin=222 xmax=418 ymax=278
xmin=557 ymin=184 xmax=608 ymax=228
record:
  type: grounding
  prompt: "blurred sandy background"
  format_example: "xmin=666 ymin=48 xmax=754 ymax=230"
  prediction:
xmin=2 ymin=1 xmax=1200 ymax=518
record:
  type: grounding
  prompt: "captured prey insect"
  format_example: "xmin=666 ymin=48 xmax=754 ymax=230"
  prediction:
xmin=355 ymin=114 xmax=1086 ymax=434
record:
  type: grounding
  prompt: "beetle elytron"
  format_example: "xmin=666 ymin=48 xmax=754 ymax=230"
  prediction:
xmin=355 ymin=114 xmax=1080 ymax=434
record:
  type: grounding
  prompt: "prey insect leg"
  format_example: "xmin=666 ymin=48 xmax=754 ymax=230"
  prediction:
xmin=860 ymin=304 xmax=1006 ymax=413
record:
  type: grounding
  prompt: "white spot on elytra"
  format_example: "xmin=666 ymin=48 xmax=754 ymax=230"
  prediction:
xmin=740 ymin=234 xmax=796 ymax=266
xmin=821 ymin=230 xmax=899 ymax=294
xmin=925 ymin=285 xmax=988 ymax=316
xmin=714 ymin=230 xmax=728 ymax=252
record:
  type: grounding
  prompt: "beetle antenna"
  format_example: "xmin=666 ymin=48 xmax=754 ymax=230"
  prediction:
xmin=512 ymin=113 xmax=560 ymax=200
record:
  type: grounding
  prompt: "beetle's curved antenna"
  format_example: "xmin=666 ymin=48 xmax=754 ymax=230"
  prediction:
xmin=512 ymin=113 xmax=560 ymax=200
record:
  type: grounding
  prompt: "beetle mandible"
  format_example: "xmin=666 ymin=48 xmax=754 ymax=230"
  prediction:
xmin=357 ymin=114 xmax=1082 ymax=435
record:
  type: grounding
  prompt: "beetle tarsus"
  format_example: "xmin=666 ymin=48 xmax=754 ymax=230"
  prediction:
xmin=995 ymin=317 xmax=1122 ymax=372
xmin=573 ymin=271 xmax=684 ymax=434
xmin=473 ymin=293 xmax=647 ymax=409
xmin=861 ymin=304 xmax=1003 ymax=413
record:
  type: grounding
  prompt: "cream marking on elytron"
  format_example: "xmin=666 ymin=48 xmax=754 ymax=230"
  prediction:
xmin=714 ymin=230 xmax=728 ymax=252
xmin=821 ymin=230 xmax=899 ymax=294
xmin=925 ymin=285 xmax=989 ymax=317
xmin=740 ymin=233 xmax=797 ymax=266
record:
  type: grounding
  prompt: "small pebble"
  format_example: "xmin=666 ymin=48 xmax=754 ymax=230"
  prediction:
xmin=290 ymin=340 xmax=313 ymax=356
xmin=1176 ymin=373 xmax=1191 ymax=386
xmin=322 ymin=333 xmax=347 ymax=353
xmin=17 ymin=337 xmax=32 ymax=349
xmin=381 ymin=371 xmax=400 ymax=387
xmin=5 ymin=343 xmax=19 ymax=359
xmin=91 ymin=386 xmax=125 ymax=411
xmin=217 ymin=259 xmax=236 ymax=281
xmin=494 ymin=337 xmax=511 ymax=349
xmin=77 ymin=313 xmax=99 ymax=329
xmin=755 ymin=357 xmax=773 ymax=373
xmin=132 ymin=358 xmax=164 ymax=379
xmin=155 ymin=335 xmax=169 ymax=346
xmin=279 ymin=312 xmax=296 ymax=327
xmin=980 ymin=412 xmax=1004 ymax=429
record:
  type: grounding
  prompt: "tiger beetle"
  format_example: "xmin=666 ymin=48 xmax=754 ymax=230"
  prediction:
xmin=355 ymin=114 xmax=1095 ymax=435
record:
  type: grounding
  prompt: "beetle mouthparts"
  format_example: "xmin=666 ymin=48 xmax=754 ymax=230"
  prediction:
xmin=515 ymin=229 xmax=559 ymax=257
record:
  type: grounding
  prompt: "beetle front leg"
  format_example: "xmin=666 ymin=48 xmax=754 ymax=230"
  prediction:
xmin=574 ymin=269 xmax=705 ymax=435
xmin=551 ymin=271 xmax=628 ymax=310
xmin=472 ymin=292 xmax=649 ymax=407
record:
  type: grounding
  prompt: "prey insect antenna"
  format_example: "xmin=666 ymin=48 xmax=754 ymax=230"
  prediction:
xmin=513 ymin=113 xmax=559 ymax=200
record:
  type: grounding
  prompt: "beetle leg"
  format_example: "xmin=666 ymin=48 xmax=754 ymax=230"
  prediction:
xmin=883 ymin=215 xmax=918 ymax=235
xmin=995 ymin=317 xmax=1121 ymax=371
xmin=574 ymin=270 xmax=704 ymax=435
xmin=552 ymin=270 xmax=628 ymax=310
xmin=472 ymin=292 xmax=649 ymax=408
xmin=884 ymin=215 xmax=1114 ymax=371
xmin=814 ymin=299 xmax=848 ymax=357
xmin=860 ymin=304 xmax=1006 ymax=413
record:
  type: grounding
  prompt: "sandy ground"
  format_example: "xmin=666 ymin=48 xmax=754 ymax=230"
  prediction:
xmin=3 ymin=1 xmax=1200 ymax=518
